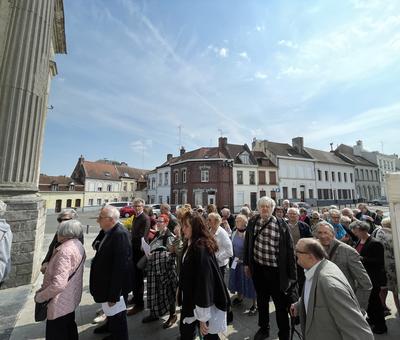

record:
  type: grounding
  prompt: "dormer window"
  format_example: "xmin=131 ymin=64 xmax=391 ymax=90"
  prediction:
xmin=69 ymin=182 xmax=75 ymax=191
xmin=104 ymin=172 xmax=111 ymax=177
xmin=239 ymin=153 xmax=249 ymax=164
xmin=124 ymin=172 xmax=129 ymax=177
xmin=51 ymin=184 xmax=59 ymax=191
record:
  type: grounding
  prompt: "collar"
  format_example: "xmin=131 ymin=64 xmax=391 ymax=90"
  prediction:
xmin=304 ymin=260 xmax=322 ymax=281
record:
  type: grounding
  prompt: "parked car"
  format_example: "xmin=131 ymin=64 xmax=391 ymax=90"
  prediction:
xmin=120 ymin=205 xmax=136 ymax=218
xmin=295 ymin=202 xmax=313 ymax=215
xmin=145 ymin=204 xmax=161 ymax=217
xmin=106 ymin=201 xmax=131 ymax=209
xmin=368 ymin=198 xmax=388 ymax=206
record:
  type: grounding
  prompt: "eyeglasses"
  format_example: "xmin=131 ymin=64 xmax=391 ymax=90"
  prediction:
xmin=57 ymin=217 xmax=72 ymax=223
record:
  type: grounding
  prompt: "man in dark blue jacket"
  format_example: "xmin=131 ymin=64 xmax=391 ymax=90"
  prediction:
xmin=90 ymin=205 xmax=132 ymax=340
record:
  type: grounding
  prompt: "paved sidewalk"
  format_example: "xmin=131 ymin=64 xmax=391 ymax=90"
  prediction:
xmin=1 ymin=230 xmax=399 ymax=339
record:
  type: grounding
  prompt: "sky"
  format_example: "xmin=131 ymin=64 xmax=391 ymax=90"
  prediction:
xmin=41 ymin=0 xmax=400 ymax=175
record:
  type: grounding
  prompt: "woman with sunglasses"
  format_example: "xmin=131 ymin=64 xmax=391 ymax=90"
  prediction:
xmin=41 ymin=209 xmax=83 ymax=274
xmin=142 ymin=213 xmax=178 ymax=329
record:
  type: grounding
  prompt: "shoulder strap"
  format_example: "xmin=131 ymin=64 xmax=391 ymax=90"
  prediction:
xmin=68 ymin=253 xmax=85 ymax=281
xmin=328 ymin=242 xmax=340 ymax=260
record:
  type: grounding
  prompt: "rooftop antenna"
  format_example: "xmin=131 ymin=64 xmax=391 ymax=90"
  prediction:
xmin=330 ymin=142 xmax=333 ymax=151
xmin=178 ymin=124 xmax=182 ymax=150
xmin=380 ymin=141 xmax=384 ymax=153
xmin=218 ymin=129 xmax=223 ymax=138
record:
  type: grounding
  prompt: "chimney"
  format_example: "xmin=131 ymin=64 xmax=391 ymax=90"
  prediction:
xmin=180 ymin=147 xmax=186 ymax=156
xmin=167 ymin=153 xmax=173 ymax=161
xmin=292 ymin=137 xmax=304 ymax=153
xmin=218 ymin=137 xmax=228 ymax=148
xmin=353 ymin=140 xmax=363 ymax=156
xmin=79 ymin=155 xmax=85 ymax=163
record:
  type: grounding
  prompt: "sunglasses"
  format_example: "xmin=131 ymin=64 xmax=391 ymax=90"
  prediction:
xmin=57 ymin=217 xmax=72 ymax=223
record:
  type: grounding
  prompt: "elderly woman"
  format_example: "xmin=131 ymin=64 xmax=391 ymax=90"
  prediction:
xmin=41 ymin=209 xmax=82 ymax=274
xmin=179 ymin=211 xmax=229 ymax=340
xmin=375 ymin=217 xmax=400 ymax=317
xmin=309 ymin=211 xmax=322 ymax=232
xmin=352 ymin=220 xmax=387 ymax=334
xmin=0 ymin=200 xmax=12 ymax=287
xmin=143 ymin=213 xmax=178 ymax=329
xmin=35 ymin=220 xmax=85 ymax=340
xmin=228 ymin=214 xmax=257 ymax=315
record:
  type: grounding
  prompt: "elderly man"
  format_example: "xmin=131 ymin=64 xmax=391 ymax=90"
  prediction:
xmin=291 ymin=238 xmax=373 ymax=340
xmin=244 ymin=196 xmax=296 ymax=340
xmin=221 ymin=207 xmax=235 ymax=230
xmin=315 ymin=221 xmax=371 ymax=311
xmin=90 ymin=205 xmax=132 ymax=340
xmin=160 ymin=203 xmax=177 ymax=232
xmin=328 ymin=209 xmax=347 ymax=241
xmin=128 ymin=198 xmax=150 ymax=315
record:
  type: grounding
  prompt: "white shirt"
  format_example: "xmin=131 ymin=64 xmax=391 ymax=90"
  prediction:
xmin=214 ymin=226 xmax=233 ymax=267
xmin=303 ymin=260 xmax=322 ymax=314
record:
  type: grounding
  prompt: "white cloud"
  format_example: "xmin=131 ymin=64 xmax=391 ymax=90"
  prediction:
xmin=278 ymin=40 xmax=298 ymax=49
xmin=280 ymin=66 xmax=305 ymax=77
xmin=130 ymin=139 xmax=153 ymax=153
xmin=254 ymin=71 xmax=268 ymax=79
xmin=255 ymin=25 xmax=265 ymax=32
xmin=219 ymin=47 xmax=229 ymax=58
xmin=239 ymin=51 xmax=250 ymax=60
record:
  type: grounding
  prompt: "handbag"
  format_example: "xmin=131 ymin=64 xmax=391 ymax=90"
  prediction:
xmin=34 ymin=253 xmax=85 ymax=322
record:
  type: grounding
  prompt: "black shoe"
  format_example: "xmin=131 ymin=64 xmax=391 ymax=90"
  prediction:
xmin=372 ymin=326 xmax=388 ymax=334
xmin=93 ymin=323 xmax=110 ymax=334
xmin=142 ymin=314 xmax=159 ymax=323
xmin=254 ymin=326 xmax=270 ymax=340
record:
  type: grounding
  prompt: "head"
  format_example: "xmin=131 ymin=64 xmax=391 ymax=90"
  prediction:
xmin=329 ymin=209 xmax=341 ymax=225
xmin=274 ymin=206 xmax=284 ymax=219
xmin=180 ymin=211 xmax=218 ymax=253
xmin=295 ymin=238 xmax=327 ymax=270
xmin=235 ymin=214 xmax=248 ymax=231
xmin=156 ymin=213 xmax=169 ymax=232
xmin=357 ymin=203 xmax=368 ymax=214
xmin=97 ymin=205 xmax=120 ymax=231
xmin=282 ymin=199 xmax=290 ymax=209
xmin=299 ymin=208 xmax=307 ymax=216
xmin=381 ymin=217 xmax=391 ymax=229
xmin=176 ymin=205 xmax=192 ymax=221
xmin=195 ymin=205 xmax=204 ymax=213
xmin=376 ymin=209 xmax=384 ymax=217
xmin=315 ymin=221 xmax=335 ymax=247
xmin=239 ymin=206 xmax=251 ymax=217
xmin=350 ymin=220 xmax=370 ymax=240
xmin=57 ymin=220 xmax=83 ymax=243
xmin=321 ymin=207 xmax=329 ymax=214
xmin=341 ymin=207 xmax=354 ymax=219
xmin=160 ymin=203 xmax=171 ymax=215
xmin=133 ymin=198 xmax=145 ymax=214
xmin=143 ymin=206 xmax=154 ymax=217
xmin=207 ymin=212 xmax=222 ymax=233
xmin=287 ymin=207 xmax=300 ymax=224
xmin=258 ymin=196 xmax=276 ymax=218
xmin=311 ymin=211 xmax=320 ymax=220
xmin=340 ymin=215 xmax=351 ymax=227
xmin=0 ymin=200 xmax=7 ymax=217
xmin=57 ymin=208 xmax=78 ymax=224
xmin=221 ymin=208 xmax=230 ymax=218
xmin=206 ymin=204 xmax=217 ymax=214
xmin=329 ymin=205 xmax=338 ymax=210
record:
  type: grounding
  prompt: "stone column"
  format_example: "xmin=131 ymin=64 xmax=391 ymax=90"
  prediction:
xmin=0 ymin=0 xmax=58 ymax=288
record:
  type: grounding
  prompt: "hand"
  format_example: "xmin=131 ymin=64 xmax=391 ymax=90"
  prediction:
xmin=107 ymin=302 xmax=116 ymax=307
xmin=290 ymin=304 xmax=298 ymax=317
xmin=244 ymin=265 xmax=252 ymax=278
xmin=199 ymin=321 xmax=209 ymax=336
xmin=174 ymin=225 xmax=181 ymax=238
xmin=40 ymin=263 xmax=48 ymax=274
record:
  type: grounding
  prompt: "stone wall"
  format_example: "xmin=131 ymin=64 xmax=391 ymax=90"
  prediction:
xmin=1 ymin=196 xmax=46 ymax=288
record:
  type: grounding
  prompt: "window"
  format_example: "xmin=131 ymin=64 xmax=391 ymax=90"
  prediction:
xmin=201 ymin=170 xmax=209 ymax=182
xmin=51 ymin=184 xmax=59 ymax=191
xmin=69 ymin=183 xmax=75 ymax=191
xmin=325 ymin=171 xmax=328 ymax=181
xmin=317 ymin=189 xmax=322 ymax=199
xmin=107 ymin=184 xmax=112 ymax=192
xmin=370 ymin=170 xmax=373 ymax=180
xmin=258 ymin=171 xmax=266 ymax=184
xmin=338 ymin=172 xmax=342 ymax=182
xmin=151 ymin=178 xmax=156 ymax=189
xmin=75 ymin=199 xmax=81 ymax=208
xmin=237 ymin=170 xmax=243 ymax=184
xmin=97 ymin=198 xmax=102 ymax=206
xmin=89 ymin=199 xmax=94 ymax=206
xmin=282 ymin=187 xmax=288 ymax=199
xmin=159 ymin=173 xmax=162 ymax=185
xmin=344 ymin=173 xmax=347 ymax=182
xmin=239 ymin=153 xmax=249 ymax=164
xmin=174 ymin=171 xmax=179 ymax=184
xmin=159 ymin=195 xmax=163 ymax=203
xmin=269 ymin=171 xmax=277 ymax=184
xmin=350 ymin=173 xmax=353 ymax=182
xmin=130 ymin=183 xmax=134 ymax=191
xmin=249 ymin=171 xmax=255 ymax=185
xmin=182 ymin=169 xmax=187 ymax=183
xmin=97 ymin=183 xmax=103 ymax=192
xmin=123 ymin=183 xmax=127 ymax=191
xmin=355 ymin=169 xmax=359 ymax=180
xmin=331 ymin=172 xmax=335 ymax=181
xmin=308 ymin=189 xmax=314 ymax=199
xmin=292 ymin=188 xmax=297 ymax=199
xmin=165 ymin=172 xmax=169 ymax=185
xmin=374 ymin=170 xmax=378 ymax=181
xmin=317 ymin=170 xmax=322 ymax=181
xmin=366 ymin=170 xmax=369 ymax=180
xmin=360 ymin=169 xmax=364 ymax=180
xmin=66 ymin=199 xmax=72 ymax=208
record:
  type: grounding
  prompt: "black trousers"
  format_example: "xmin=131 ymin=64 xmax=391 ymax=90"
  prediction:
xmin=108 ymin=310 xmax=129 ymax=340
xmin=367 ymin=285 xmax=386 ymax=329
xmin=179 ymin=317 xmax=220 ymax=340
xmin=252 ymin=263 xmax=290 ymax=340
xmin=46 ymin=311 xmax=78 ymax=340
xmin=132 ymin=250 xmax=145 ymax=307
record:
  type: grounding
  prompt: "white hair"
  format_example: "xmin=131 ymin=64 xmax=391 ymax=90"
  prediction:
xmin=315 ymin=221 xmax=335 ymax=234
xmin=58 ymin=220 xmax=83 ymax=239
xmin=208 ymin=212 xmax=222 ymax=224
xmin=287 ymin=207 xmax=299 ymax=215
xmin=0 ymin=200 xmax=7 ymax=216
xmin=257 ymin=196 xmax=276 ymax=210
xmin=101 ymin=205 xmax=120 ymax=221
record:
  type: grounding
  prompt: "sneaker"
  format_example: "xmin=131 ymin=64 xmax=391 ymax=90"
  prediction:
xmin=248 ymin=305 xmax=257 ymax=316
xmin=254 ymin=326 xmax=270 ymax=340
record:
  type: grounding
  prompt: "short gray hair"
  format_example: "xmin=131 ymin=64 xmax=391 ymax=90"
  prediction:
xmin=329 ymin=209 xmax=340 ymax=217
xmin=133 ymin=198 xmax=145 ymax=206
xmin=0 ymin=200 xmax=7 ymax=216
xmin=58 ymin=208 xmax=78 ymax=221
xmin=287 ymin=207 xmax=299 ymax=215
xmin=101 ymin=205 xmax=120 ymax=221
xmin=240 ymin=206 xmax=251 ymax=217
xmin=258 ymin=196 xmax=276 ymax=210
xmin=58 ymin=220 xmax=83 ymax=239
xmin=340 ymin=216 xmax=351 ymax=225
xmin=208 ymin=212 xmax=222 ymax=224
xmin=160 ymin=203 xmax=171 ymax=211
xmin=381 ymin=217 xmax=391 ymax=229
xmin=350 ymin=220 xmax=370 ymax=232
xmin=315 ymin=221 xmax=335 ymax=234
xmin=221 ymin=208 xmax=230 ymax=216
xmin=235 ymin=214 xmax=248 ymax=224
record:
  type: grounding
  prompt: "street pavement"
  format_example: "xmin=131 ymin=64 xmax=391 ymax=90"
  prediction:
xmin=0 ymin=209 xmax=399 ymax=339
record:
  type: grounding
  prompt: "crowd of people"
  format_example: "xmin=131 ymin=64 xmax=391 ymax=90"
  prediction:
xmin=30 ymin=197 xmax=399 ymax=340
